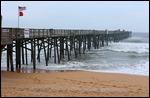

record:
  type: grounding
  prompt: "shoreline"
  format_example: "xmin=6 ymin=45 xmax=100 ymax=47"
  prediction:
xmin=1 ymin=66 xmax=149 ymax=77
xmin=1 ymin=68 xmax=81 ymax=74
xmin=1 ymin=70 xmax=149 ymax=97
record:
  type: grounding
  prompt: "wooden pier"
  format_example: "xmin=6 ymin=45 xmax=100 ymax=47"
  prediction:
xmin=1 ymin=27 xmax=132 ymax=72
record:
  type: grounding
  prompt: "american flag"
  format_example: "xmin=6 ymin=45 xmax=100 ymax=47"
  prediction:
xmin=19 ymin=6 xmax=26 ymax=11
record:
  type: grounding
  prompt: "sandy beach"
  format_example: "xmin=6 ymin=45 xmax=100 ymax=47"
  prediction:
xmin=1 ymin=70 xmax=149 ymax=97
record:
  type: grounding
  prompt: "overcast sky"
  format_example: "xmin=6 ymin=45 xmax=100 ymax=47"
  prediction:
xmin=1 ymin=1 xmax=149 ymax=32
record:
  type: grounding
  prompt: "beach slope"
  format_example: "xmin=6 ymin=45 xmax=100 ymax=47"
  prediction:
xmin=1 ymin=71 xmax=149 ymax=97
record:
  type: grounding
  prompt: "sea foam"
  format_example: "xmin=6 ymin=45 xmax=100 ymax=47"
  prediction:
xmin=105 ymin=42 xmax=149 ymax=54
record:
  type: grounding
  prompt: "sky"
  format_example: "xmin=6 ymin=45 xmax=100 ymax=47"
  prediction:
xmin=1 ymin=1 xmax=149 ymax=32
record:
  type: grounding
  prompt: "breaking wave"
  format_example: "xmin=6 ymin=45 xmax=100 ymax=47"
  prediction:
xmin=105 ymin=42 xmax=149 ymax=54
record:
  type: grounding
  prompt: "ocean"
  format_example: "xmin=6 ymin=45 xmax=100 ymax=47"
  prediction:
xmin=1 ymin=32 xmax=149 ymax=76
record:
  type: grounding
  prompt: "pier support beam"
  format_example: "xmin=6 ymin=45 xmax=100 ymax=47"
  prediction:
xmin=25 ymin=40 xmax=28 ymax=65
xmin=22 ymin=40 xmax=25 ymax=64
xmin=16 ymin=40 xmax=21 ymax=69
xmin=88 ymin=36 xmax=91 ymax=50
xmin=7 ymin=44 xmax=14 ymax=72
xmin=66 ymin=37 xmax=70 ymax=61
xmin=31 ymin=39 xmax=36 ymax=69
xmin=56 ymin=38 xmax=60 ymax=63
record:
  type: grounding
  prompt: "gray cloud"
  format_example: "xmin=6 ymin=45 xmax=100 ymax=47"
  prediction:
xmin=1 ymin=1 xmax=149 ymax=32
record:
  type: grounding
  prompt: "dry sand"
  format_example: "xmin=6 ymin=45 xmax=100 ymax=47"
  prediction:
xmin=1 ymin=70 xmax=149 ymax=97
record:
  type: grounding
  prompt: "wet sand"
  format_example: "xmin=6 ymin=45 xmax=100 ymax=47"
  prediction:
xmin=1 ymin=70 xmax=149 ymax=97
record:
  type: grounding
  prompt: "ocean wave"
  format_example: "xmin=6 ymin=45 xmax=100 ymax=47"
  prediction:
xmin=85 ymin=60 xmax=149 ymax=76
xmin=124 ymin=37 xmax=143 ymax=43
xmin=105 ymin=42 xmax=149 ymax=54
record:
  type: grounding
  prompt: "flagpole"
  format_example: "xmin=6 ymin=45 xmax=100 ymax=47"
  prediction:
xmin=18 ymin=6 xmax=19 ymax=28
xmin=18 ymin=6 xmax=26 ymax=31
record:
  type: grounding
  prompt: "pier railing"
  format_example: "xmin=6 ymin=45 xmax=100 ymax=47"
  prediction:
xmin=1 ymin=28 xmax=13 ymax=45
